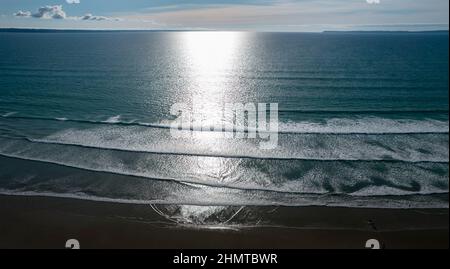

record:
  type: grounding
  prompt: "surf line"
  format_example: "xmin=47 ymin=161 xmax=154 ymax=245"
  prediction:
xmin=170 ymin=100 xmax=279 ymax=150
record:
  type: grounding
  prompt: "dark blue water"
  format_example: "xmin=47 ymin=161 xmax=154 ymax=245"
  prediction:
xmin=0 ymin=31 xmax=448 ymax=210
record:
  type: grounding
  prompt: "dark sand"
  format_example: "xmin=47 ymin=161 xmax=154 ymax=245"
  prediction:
xmin=0 ymin=194 xmax=447 ymax=249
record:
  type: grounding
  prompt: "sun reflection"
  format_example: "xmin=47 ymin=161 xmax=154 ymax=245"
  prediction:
xmin=182 ymin=32 xmax=241 ymax=82
xmin=175 ymin=32 xmax=246 ymax=188
xmin=175 ymin=32 xmax=246 ymax=126
xmin=193 ymin=156 xmax=227 ymax=181
xmin=180 ymin=31 xmax=244 ymax=104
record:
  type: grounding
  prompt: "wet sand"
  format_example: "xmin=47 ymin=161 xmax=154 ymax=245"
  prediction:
xmin=0 ymin=194 xmax=447 ymax=249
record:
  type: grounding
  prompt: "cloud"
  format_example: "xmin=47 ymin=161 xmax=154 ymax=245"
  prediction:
xmin=14 ymin=5 xmax=121 ymax=21
xmin=81 ymin=13 xmax=122 ymax=21
xmin=66 ymin=0 xmax=80 ymax=4
xmin=13 ymin=10 xmax=31 ymax=17
xmin=366 ymin=0 xmax=381 ymax=4
xmin=31 ymin=5 xmax=67 ymax=19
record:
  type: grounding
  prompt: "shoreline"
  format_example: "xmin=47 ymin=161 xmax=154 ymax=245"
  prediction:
xmin=0 ymin=194 xmax=447 ymax=249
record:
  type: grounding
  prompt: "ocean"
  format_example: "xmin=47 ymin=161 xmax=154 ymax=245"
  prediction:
xmin=0 ymin=31 xmax=448 ymax=216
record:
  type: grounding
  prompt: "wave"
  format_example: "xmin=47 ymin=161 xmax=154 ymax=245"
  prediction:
xmin=54 ymin=117 xmax=68 ymax=121
xmin=0 ymin=139 xmax=448 ymax=197
xmin=0 ymin=151 xmax=243 ymax=193
xmin=278 ymin=109 xmax=449 ymax=115
xmin=0 ymin=188 xmax=448 ymax=209
xmin=0 ymin=113 xmax=448 ymax=205
xmin=2 ymin=114 xmax=449 ymax=135
xmin=279 ymin=118 xmax=449 ymax=135
xmin=1 ymin=119 xmax=448 ymax=163
xmin=6 ymin=136 xmax=445 ymax=164
xmin=1 ymin=114 xmax=175 ymax=130
xmin=20 ymin=122 xmax=449 ymax=163
xmin=101 ymin=115 xmax=122 ymax=124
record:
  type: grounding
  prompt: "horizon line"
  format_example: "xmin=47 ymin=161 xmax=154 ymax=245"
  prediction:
xmin=0 ymin=27 xmax=449 ymax=34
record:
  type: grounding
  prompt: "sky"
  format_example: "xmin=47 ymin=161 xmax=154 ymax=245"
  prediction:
xmin=0 ymin=0 xmax=448 ymax=31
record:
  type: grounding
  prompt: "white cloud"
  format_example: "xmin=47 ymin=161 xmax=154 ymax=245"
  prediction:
xmin=14 ymin=6 xmax=67 ymax=19
xmin=66 ymin=0 xmax=81 ymax=4
xmin=14 ymin=5 xmax=121 ymax=22
xmin=366 ymin=0 xmax=381 ymax=4
xmin=13 ymin=10 xmax=31 ymax=17
xmin=81 ymin=13 xmax=122 ymax=21
xmin=31 ymin=5 xmax=67 ymax=19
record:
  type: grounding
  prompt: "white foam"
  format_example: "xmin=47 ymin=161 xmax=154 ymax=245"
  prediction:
xmin=0 ymin=189 xmax=447 ymax=209
xmin=0 ymin=137 xmax=447 ymax=198
xmin=102 ymin=115 xmax=122 ymax=124
xmin=137 ymin=117 xmax=450 ymax=134
xmin=33 ymin=123 xmax=449 ymax=163
xmin=2 ymin=114 xmax=449 ymax=134
xmin=279 ymin=117 xmax=449 ymax=134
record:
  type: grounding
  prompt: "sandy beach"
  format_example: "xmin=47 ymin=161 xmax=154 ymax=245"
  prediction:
xmin=0 ymin=194 xmax=447 ymax=249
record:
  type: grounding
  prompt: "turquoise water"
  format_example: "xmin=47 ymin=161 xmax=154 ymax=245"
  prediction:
xmin=0 ymin=31 xmax=448 ymax=209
